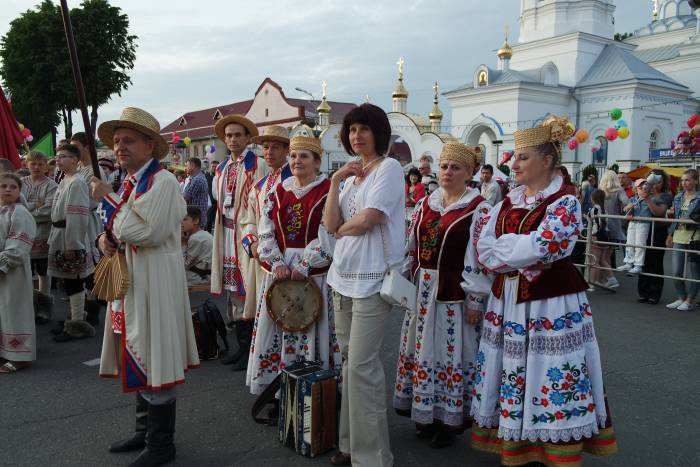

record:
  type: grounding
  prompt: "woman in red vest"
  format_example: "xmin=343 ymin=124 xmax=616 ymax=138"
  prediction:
xmin=470 ymin=117 xmax=617 ymax=466
xmin=247 ymin=136 xmax=341 ymax=398
xmin=393 ymin=143 xmax=492 ymax=448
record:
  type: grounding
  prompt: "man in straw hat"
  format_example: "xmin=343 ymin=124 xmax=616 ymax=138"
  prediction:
xmin=210 ymin=114 xmax=268 ymax=369
xmin=90 ymin=107 xmax=200 ymax=467
xmin=219 ymin=125 xmax=291 ymax=372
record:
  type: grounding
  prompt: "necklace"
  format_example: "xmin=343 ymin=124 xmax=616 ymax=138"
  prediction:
xmin=443 ymin=186 xmax=470 ymax=207
xmin=361 ymin=156 xmax=385 ymax=172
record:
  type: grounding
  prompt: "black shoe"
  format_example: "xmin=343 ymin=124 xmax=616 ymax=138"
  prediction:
xmin=221 ymin=320 xmax=244 ymax=365
xmin=415 ymin=423 xmax=439 ymax=440
xmin=648 ymin=298 xmax=659 ymax=305
xmin=110 ymin=393 xmax=148 ymax=453
xmin=128 ymin=401 xmax=176 ymax=467
xmin=53 ymin=332 xmax=82 ymax=342
xmin=50 ymin=322 xmax=65 ymax=335
xmin=430 ymin=429 xmax=456 ymax=448
xmin=637 ymin=297 xmax=650 ymax=303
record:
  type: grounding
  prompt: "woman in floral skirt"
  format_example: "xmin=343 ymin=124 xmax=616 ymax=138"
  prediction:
xmin=470 ymin=117 xmax=617 ymax=466
xmin=393 ymin=142 xmax=492 ymax=448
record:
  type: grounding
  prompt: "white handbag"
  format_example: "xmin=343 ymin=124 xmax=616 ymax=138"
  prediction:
xmin=378 ymin=225 xmax=416 ymax=311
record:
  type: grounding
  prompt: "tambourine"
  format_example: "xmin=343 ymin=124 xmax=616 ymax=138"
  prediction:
xmin=265 ymin=277 xmax=322 ymax=333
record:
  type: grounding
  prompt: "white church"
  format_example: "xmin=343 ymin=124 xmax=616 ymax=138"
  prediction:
xmin=441 ymin=0 xmax=700 ymax=177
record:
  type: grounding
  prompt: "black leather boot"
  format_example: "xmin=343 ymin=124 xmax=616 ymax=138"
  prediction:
xmin=231 ymin=320 xmax=253 ymax=372
xmin=85 ymin=299 xmax=102 ymax=326
xmin=128 ymin=400 xmax=176 ymax=467
xmin=109 ymin=393 xmax=148 ymax=453
xmin=220 ymin=321 xmax=244 ymax=365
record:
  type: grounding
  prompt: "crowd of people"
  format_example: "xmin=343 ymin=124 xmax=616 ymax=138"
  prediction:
xmin=23 ymin=102 xmax=700 ymax=467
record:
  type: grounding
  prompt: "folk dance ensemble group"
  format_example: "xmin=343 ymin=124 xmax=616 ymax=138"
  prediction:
xmin=0 ymin=102 xmax=619 ymax=467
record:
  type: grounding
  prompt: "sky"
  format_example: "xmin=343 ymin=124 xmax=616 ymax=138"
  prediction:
xmin=0 ymin=0 xmax=653 ymax=135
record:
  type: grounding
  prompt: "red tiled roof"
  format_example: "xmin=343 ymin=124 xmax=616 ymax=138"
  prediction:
xmin=160 ymin=78 xmax=357 ymax=140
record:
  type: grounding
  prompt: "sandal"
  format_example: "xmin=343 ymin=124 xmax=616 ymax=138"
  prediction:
xmin=0 ymin=362 xmax=19 ymax=374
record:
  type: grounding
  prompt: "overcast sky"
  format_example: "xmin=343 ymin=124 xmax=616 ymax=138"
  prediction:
xmin=1 ymin=0 xmax=652 ymax=134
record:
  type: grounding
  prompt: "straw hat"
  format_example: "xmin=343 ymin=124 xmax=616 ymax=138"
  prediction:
xmin=97 ymin=107 xmax=169 ymax=159
xmin=514 ymin=115 xmax=574 ymax=151
xmin=213 ymin=114 xmax=259 ymax=142
xmin=289 ymin=136 xmax=323 ymax=157
xmin=439 ymin=142 xmax=482 ymax=170
xmin=251 ymin=125 xmax=289 ymax=145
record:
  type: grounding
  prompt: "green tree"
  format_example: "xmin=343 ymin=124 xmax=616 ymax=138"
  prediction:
xmin=614 ymin=32 xmax=632 ymax=42
xmin=0 ymin=0 xmax=137 ymax=139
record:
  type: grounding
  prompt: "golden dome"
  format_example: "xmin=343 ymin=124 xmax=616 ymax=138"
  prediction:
xmin=393 ymin=78 xmax=408 ymax=99
xmin=497 ymin=40 xmax=513 ymax=60
xmin=316 ymin=97 xmax=331 ymax=114
xmin=428 ymin=82 xmax=442 ymax=120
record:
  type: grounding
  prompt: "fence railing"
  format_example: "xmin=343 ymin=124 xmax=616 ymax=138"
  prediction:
xmin=577 ymin=213 xmax=700 ymax=290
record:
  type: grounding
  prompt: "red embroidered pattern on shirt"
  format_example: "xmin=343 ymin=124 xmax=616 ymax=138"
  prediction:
xmin=7 ymin=231 xmax=34 ymax=246
xmin=66 ymin=205 xmax=89 ymax=215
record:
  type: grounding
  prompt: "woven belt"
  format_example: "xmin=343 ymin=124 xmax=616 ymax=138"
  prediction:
xmin=52 ymin=220 xmax=67 ymax=228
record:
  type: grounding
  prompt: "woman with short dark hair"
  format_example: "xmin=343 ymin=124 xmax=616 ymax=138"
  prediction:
xmin=323 ymin=103 xmax=405 ymax=467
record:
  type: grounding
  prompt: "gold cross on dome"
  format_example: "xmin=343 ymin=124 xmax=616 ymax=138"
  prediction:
xmin=433 ymin=82 xmax=439 ymax=98
xmin=397 ymin=57 xmax=405 ymax=79
xmin=322 ymin=81 xmax=327 ymax=98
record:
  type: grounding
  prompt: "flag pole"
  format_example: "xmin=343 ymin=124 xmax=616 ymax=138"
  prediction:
xmin=58 ymin=0 xmax=102 ymax=179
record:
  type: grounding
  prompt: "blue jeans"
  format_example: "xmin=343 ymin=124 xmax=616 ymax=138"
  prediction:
xmin=672 ymin=243 xmax=700 ymax=301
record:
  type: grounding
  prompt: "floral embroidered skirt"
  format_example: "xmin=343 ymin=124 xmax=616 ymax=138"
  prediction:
xmin=393 ymin=268 xmax=481 ymax=428
xmin=245 ymin=271 xmax=342 ymax=395
xmin=469 ymin=282 xmax=617 ymax=466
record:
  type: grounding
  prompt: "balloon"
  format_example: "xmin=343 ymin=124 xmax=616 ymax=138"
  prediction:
xmin=21 ymin=128 xmax=31 ymax=137
xmin=575 ymin=129 xmax=589 ymax=144
xmin=609 ymin=108 xmax=622 ymax=120
xmin=614 ymin=119 xmax=627 ymax=130
xmin=567 ymin=139 xmax=578 ymax=150
xmin=171 ymin=133 xmax=180 ymax=143
xmin=618 ymin=127 xmax=630 ymax=139
xmin=183 ymin=137 xmax=191 ymax=146
xmin=18 ymin=123 xmax=24 ymax=130
xmin=566 ymin=122 xmax=576 ymax=134
xmin=26 ymin=135 xmax=33 ymax=142
xmin=500 ymin=151 xmax=513 ymax=165
xmin=605 ymin=127 xmax=618 ymax=141
xmin=210 ymin=144 xmax=216 ymax=154
xmin=688 ymin=114 xmax=699 ymax=129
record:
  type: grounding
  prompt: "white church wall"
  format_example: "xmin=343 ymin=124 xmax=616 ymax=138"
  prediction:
xmin=519 ymin=0 xmax=614 ymax=43
xmin=650 ymin=58 xmax=700 ymax=97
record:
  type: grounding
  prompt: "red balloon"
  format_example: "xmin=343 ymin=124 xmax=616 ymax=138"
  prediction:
xmin=689 ymin=114 xmax=699 ymax=129
xmin=21 ymin=128 xmax=31 ymax=137
xmin=605 ymin=127 xmax=618 ymax=141
xmin=567 ymin=139 xmax=578 ymax=150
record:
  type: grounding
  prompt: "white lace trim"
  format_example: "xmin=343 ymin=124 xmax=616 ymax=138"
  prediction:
xmin=470 ymin=411 xmax=500 ymax=428
xmin=471 ymin=413 xmax=609 ymax=443
xmin=507 ymin=175 xmax=563 ymax=208
xmin=427 ymin=186 xmax=480 ymax=213
xmin=282 ymin=174 xmax=327 ymax=198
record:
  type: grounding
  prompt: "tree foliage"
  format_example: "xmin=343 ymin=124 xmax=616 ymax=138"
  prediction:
xmin=614 ymin=32 xmax=632 ymax=42
xmin=0 ymin=0 xmax=137 ymax=138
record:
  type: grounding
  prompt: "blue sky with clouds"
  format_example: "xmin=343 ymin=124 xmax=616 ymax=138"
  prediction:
xmin=0 ymin=0 xmax=652 ymax=133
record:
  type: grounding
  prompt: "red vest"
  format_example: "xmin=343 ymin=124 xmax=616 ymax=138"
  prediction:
xmin=491 ymin=189 xmax=587 ymax=303
xmin=411 ymin=195 xmax=485 ymax=302
xmin=262 ymin=179 xmax=330 ymax=276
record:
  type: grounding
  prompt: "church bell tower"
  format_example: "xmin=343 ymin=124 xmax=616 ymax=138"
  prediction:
xmin=519 ymin=0 xmax=616 ymax=43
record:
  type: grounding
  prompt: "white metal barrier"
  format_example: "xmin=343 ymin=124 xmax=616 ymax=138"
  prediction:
xmin=577 ymin=213 xmax=700 ymax=291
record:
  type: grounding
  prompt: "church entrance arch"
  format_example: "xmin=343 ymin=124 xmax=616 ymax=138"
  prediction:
xmin=465 ymin=125 xmax=498 ymax=166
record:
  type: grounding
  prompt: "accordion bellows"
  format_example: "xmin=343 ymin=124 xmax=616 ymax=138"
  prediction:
xmin=92 ymin=252 xmax=130 ymax=301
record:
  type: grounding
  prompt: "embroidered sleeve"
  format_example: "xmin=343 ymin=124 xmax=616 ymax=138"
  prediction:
xmin=258 ymin=191 xmax=285 ymax=269
xmin=294 ymin=225 xmax=332 ymax=277
xmin=478 ymin=195 xmax=581 ymax=273
xmin=476 ymin=200 xmax=515 ymax=273
xmin=30 ymin=182 xmax=57 ymax=223
xmin=462 ymin=201 xmax=494 ymax=311
xmin=401 ymin=197 xmax=423 ymax=277
xmin=0 ymin=208 xmax=36 ymax=273
xmin=64 ymin=180 xmax=91 ymax=251
xmin=111 ymin=175 xmax=187 ymax=248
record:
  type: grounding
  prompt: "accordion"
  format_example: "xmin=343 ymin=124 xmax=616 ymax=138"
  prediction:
xmin=278 ymin=360 xmax=339 ymax=458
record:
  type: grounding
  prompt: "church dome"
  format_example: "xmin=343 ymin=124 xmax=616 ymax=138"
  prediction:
xmin=316 ymin=97 xmax=331 ymax=114
xmin=393 ymin=79 xmax=409 ymax=99
xmin=497 ymin=40 xmax=513 ymax=60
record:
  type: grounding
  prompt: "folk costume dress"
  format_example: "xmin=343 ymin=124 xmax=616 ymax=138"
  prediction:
xmin=394 ymin=187 xmax=492 ymax=428
xmin=78 ymin=162 xmax=106 ymax=265
xmin=246 ymin=175 xmax=341 ymax=395
xmin=470 ymin=176 xmax=617 ymax=466
xmin=47 ymin=174 xmax=95 ymax=280
xmin=211 ymin=150 xmax=268 ymax=320
xmin=20 ymin=176 xmax=57 ymax=262
xmin=98 ymin=158 xmax=200 ymax=392
xmin=0 ymin=202 xmax=37 ymax=362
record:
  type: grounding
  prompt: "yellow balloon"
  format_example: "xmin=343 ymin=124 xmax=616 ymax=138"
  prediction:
xmin=567 ymin=122 xmax=576 ymax=134
xmin=618 ymin=127 xmax=630 ymax=139
xmin=183 ymin=137 xmax=192 ymax=146
xmin=18 ymin=123 xmax=24 ymax=130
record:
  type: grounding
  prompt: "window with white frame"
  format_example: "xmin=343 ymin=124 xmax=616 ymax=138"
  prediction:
xmin=649 ymin=130 xmax=659 ymax=150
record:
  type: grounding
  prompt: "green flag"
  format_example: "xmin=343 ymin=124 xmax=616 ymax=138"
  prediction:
xmin=30 ymin=132 xmax=54 ymax=158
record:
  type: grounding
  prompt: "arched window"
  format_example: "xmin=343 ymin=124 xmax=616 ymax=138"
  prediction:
xmin=649 ymin=130 xmax=659 ymax=150
xmin=593 ymin=135 xmax=608 ymax=166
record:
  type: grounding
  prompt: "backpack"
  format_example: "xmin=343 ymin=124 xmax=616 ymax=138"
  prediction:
xmin=191 ymin=299 xmax=229 ymax=360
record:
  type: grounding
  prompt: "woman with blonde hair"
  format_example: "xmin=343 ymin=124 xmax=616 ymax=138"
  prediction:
xmin=598 ymin=170 xmax=629 ymax=287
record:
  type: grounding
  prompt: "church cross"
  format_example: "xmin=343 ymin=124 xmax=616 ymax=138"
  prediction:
xmin=397 ymin=57 xmax=405 ymax=80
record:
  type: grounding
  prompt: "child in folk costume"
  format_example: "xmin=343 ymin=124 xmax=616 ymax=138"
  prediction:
xmin=21 ymin=150 xmax=58 ymax=322
xmin=210 ymin=115 xmax=268 ymax=369
xmin=471 ymin=117 xmax=617 ymax=466
xmin=48 ymin=144 xmax=97 ymax=342
xmin=181 ymin=206 xmax=213 ymax=287
xmin=229 ymin=125 xmax=292 ymax=373
xmin=92 ymin=107 xmax=199 ymax=467
xmin=247 ymin=136 xmax=341 ymax=397
xmin=0 ymin=173 xmax=37 ymax=374
xmin=394 ymin=143 xmax=493 ymax=448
